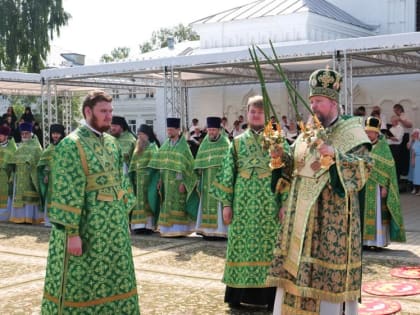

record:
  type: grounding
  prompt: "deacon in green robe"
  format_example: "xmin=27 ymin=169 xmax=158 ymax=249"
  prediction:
xmin=9 ymin=122 xmax=42 ymax=224
xmin=361 ymin=116 xmax=406 ymax=248
xmin=37 ymin=124 xmax=66 ymax=227
xmin=0 ymin=126 xmax=17 ymax=221
xmin=211 ymin=96 xmax=282 ymax=310
xmin=194 ymin=117 xmax=230 ymax=238
xmin=129 ymin=124 xmax=160 ymax=233
xmin=267 ymin=69 xmax=372 ymax=315
xmin=148 ymin=117 xmax=197 ymax=237
xmin=110 ymin=115 xmax=137 ymax=175
xmin=41 ymin=91 xmax=139 ymax=315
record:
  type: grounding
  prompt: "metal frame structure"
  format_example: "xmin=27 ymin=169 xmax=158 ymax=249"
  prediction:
xmin=0 ymin=71 xmax=92 ymax=145
xmin=3 ymin=32 xmax=420 ymax=144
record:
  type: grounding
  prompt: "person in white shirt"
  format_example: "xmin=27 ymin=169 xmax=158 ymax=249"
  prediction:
xmin=393 ymin=104 xmax=413 ymax=180
xmin=387 ymin=115 xmax=404 ymax=180
xmin=231 ymin=120 xmax=244 ymax=138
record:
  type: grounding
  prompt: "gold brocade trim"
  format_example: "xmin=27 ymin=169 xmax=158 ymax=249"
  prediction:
xmin=265 ymin=277 xmax=360 ymax=303
xmin=24 ymin=191 xmax=39 ymax=197
xmin=238 ymin=170 xmax=251 ymax=179
xmin=117 ymin=190 xmax=124 ymax=200
xmin=300 ymin=256 xmax=362 ymax=270
xmin=282 ymin=303 xmax=320 ymax=315
xmin=86 ymin=172 xmax=120 ymax=192
xmin=43 ymin=288 xmax=138 ymax=308
xmin=49 ymin=218 xmax=79 ymax=230
xmin=213 ymin=181 xmax=233 ymax=193
xmin=75 ymin=139 xmax=89 ymax=176
xmin=201 ymin=214 xmax=218 ymax=220
xmin=285 ymin=174 xmax=328 ymax=278
xmin=371 ymin=152 xmax=394 ymax=167
xmin=364 ymin=219 xmax=375 ymax=225
xmin=51 ymin=201 xmax=81 ymax=215
xmin=225 ymin=261 xmax=271 ymax=267
xmin=158 ymin=221 xmax=190 ymax=227
xmin=9 ymin=217 xmax=44 ymax=224
xmin=96 ymin=193 xmax=114 ymax=202
xmin=198 ymin=223 xmax=218 ymax=228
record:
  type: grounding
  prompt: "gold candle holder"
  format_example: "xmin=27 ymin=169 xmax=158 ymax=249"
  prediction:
xmin=262 ymin=121 xmax=285 ymax=169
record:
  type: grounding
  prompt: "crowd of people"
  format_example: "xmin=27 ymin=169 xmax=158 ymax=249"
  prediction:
xmin=0 ymin=68 xmax=417 ymax=314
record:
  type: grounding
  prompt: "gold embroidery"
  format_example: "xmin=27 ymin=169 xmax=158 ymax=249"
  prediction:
xmin=51 ymin=201 xmax=81 ymax=215
xmin=43 ymin=288 xmax=138 ymax=308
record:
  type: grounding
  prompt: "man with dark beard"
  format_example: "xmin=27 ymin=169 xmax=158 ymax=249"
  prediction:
xmin=211 ymin=96 xmax=281 ymax=310
xmin=267 ymin=69 xmax=372 ymax=315
xmin=0 ymin=125 xmax=17 ymax=221
xmin=37 ymin=124 xmax=66 ymax=226
xmin=148 ymin=117 xmax=197 ymax=237
xmin=194 ymin=117 xmax=230 ymax=239
xmin=41 ymin=90 xmax=140 ymax=314
xmin=9 ymin=122 xmax=43 ymax=224
xmin=110 ymin=115 xmax=137 ymax=175
xmin=129 ymin=124 xmax=160 ymax=234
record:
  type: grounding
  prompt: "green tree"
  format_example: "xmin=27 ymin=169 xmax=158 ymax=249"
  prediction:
xmin=139 ymin=23 xmax=199 ymax=53
xmin=100 ymin=47 xmax=130 ymax=63
xmin=0 ymin=0 xmax=70 ymax=73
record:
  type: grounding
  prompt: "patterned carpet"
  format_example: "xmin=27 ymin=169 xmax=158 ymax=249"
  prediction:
xmin=0 ymin=222 xmax=419 ymax=315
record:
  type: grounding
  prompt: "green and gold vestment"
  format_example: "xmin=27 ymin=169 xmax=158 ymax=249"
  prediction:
xmin=211 ymin=129 xmax=281 ymax=287
xmin=129 ymin=141 xmax=159 ymax=227
xmin=0 ymin=138 xmax=17 ymax=219
xmin=194 ymin=134 xmax=230 ymax=236
xmin=116 ymin=130 xmax=136 ymax=167
xmin=41 ymin=125 xmax=139 ymax=315
xmin=267 ymin=117 xmax=372 ymax=314
xmin=361 ymin=135 xmax=406 ymax=243
xmin=148 ymin=136 xmax=197 ymax=236
xmin=8 ymin=137 xmax=42 ymax=220
xmin=37 ymin=143 xmax=57 ymax=210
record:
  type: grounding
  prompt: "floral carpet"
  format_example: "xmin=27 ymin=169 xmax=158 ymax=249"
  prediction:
xmin=0 ymin=222 xmax=419 ymax=315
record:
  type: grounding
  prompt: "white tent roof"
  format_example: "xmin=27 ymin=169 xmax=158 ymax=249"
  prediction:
xmin=0 ymin=71 xmax=95 ymax=96
xmin=40 ymin=32 xmax=420 ymax=89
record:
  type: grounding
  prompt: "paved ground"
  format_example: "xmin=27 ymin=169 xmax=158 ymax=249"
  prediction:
xmin=0 ymin=193 xmax=419 ymax=315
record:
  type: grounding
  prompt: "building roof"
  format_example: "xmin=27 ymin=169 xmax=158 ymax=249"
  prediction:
xmin=192 ymin=0 xmax=375 ymax=31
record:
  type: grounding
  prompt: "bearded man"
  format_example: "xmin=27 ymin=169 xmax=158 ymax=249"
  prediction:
xmin=41 ymin=90 xmax=140 ymax=314
xmin=268 ymin=69 xmax=372 ymax=315
xmin=194 ymin=116 xmax=230 ymax=239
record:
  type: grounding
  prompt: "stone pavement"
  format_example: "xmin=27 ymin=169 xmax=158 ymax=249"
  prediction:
xmin=0 ymin=193 xmax=419 ymax=315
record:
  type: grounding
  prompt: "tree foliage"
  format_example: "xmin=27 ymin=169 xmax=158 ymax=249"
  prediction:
xmin=139 ymin=23 xmax=199 ymax=53
xmin=0 ymin=0 xmax=70 ymax=73
xmin=100 ymin=47 xmax=131 ymax=63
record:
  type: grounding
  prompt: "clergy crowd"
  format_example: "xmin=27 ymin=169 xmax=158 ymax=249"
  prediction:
xmin=0 ymin=68 xmax=417 ymax=314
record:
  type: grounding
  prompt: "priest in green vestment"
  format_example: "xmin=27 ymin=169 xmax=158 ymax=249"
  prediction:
xmin=148 ymin=117 xmax=197 ymax=237
xmin=0 ymin=126 xmax=17 ymax=221
xmin=267 ymin=69 xmax=373 ymax=315
xmin=41 ymin=91 xmax=140 ymax=315
xmin=129 ymin=124 xmax=160 ymax=234
xmin=9 ymin=122 xmax=42 ymax=224
xmin=360 ymin=116 xmax=406 ymax=248
xmin=211 ymin=96 xmax=282 ymax=310
xmin=37 ymin=124 xmax=66 ymax=227
xmin=110 ymin=115 xmax=137 ymax=175
xmin=194 ymin=116 xmax=230 ymax=239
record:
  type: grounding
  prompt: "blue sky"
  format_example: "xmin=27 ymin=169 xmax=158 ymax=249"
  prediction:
xmin=51 ymin=0 xmax=248 ymax=64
